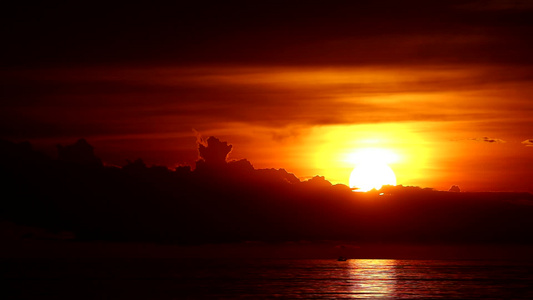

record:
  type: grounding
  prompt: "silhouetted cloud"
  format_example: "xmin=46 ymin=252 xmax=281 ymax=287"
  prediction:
xmin=1 ymin=137 xmax=533 ymax=247
xmin=522 ymin=139 xmax=533 ymax=147
xmin=57 ymin=138 xmax=103 ymax=167
xmin=302 ymin=176 xmax=333 ymax=189
xmin=449 ymin=185 xmax=461 ymax=192
xmin=198 ymin=136 xmax=232 ymax=166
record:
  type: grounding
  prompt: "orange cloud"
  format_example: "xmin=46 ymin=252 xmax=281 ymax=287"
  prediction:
xmin=470 ymin=137 xmax=507 ymax=143
xmin=522 ymin=139 xmax=533 ymax=147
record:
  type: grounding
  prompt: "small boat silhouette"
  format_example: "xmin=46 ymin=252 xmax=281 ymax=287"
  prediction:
xmin=337 ymin=256 xmax=348 ymax=261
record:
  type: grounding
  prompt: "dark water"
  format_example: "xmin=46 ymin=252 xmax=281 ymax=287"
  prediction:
xmin=3 ymin=259 xmax=533 ymax=299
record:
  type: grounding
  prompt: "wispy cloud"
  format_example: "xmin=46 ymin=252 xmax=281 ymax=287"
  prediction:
xmin=470 ymin=137 xmax=506 ymax=143
xmin=522 ymin=139 xmax=533 ymax=147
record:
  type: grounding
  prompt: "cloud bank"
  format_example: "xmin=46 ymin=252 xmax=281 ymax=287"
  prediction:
xmin=1 ymin=137 xmax=532 ymax=246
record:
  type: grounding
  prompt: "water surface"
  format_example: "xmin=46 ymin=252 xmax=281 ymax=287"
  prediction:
xmin=4 ymin=259 xmax=533 ymax=299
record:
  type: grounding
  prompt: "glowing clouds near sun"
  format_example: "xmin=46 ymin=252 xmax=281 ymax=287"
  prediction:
xmin=308 ymin=123 xmax=429 ymax=189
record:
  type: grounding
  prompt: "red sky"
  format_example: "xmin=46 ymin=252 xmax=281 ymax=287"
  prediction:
xmin=1 ymin=1 xmax=533 ymax=191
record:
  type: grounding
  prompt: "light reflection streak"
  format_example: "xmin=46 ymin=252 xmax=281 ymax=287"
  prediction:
xmin=346 ymin=259 xmax=398 ymax=299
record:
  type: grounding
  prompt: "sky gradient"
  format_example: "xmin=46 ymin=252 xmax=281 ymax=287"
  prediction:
xmin=2 ymin=1 xmax=533 ymax=191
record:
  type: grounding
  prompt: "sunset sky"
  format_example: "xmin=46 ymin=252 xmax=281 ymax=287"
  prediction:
xmin=2 ymin=1 xmax=533 ymax=192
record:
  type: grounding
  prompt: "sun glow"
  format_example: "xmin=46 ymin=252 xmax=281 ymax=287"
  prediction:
xmin=345 ymin=148 xmax=399 ymax=164
xmin=308 ymin=123 xmax=431 ymax=188
xmin=346 ymin=147 xmax=398 ymax=191
xmin=349 ymin=161 xmax=397 ymax=192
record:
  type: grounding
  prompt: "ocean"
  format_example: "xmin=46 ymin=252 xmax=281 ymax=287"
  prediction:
xmin=4 ymin=259 xmax=533 ymax=299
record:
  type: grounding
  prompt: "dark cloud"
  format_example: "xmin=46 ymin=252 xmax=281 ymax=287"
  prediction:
xmin=57 ymin=138 xmax=102 ymax=167
xmin=2 ymin=137 xmax=533 ymax=246
xmin=2 ymin=1 xmax=533 ymax=68
xmin=198 ymin=136 xmax=233 ymax=167
xmin=2 ymin=65 xmax=529 ymax=143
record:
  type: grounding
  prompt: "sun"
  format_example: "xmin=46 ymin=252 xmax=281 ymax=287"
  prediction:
xmin=348 ymin=148 xmax=397 ymax=192
xmin=349 ymin=161 xmax=396 ymax=192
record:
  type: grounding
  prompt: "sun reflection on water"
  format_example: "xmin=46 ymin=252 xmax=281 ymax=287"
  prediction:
xmin=346 ymin=259 xmax=398 ymax=299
